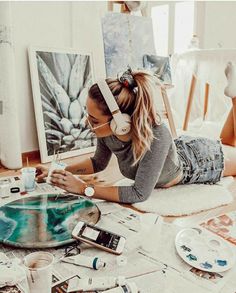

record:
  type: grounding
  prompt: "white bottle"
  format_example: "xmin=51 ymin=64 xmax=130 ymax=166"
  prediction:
xmin=101 ymin=282 xmax=138 ymax=293
xmin=188 ymin=34 xmax=199 ymax=50
xmin=67 ymin=276 xmax=126 ymax=292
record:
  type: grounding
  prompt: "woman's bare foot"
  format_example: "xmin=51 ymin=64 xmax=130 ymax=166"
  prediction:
xmin=224 ymin=62 xmax=236 ymax=98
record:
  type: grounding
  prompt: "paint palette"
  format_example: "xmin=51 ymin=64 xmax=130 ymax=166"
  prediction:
xmin=175 ymin=228 xmax=236 ymax=273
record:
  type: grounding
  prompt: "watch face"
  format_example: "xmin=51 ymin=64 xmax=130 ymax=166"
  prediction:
xmin=85 ymin=186 xmax=95 ymax=197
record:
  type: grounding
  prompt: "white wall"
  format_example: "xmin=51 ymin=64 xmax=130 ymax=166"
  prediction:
xmin=203 ymin=1 xmax=236 ymax=49
xmin=9 ymin=1 xmax=236 ymax=154
xmin=11 ymin=1 xmax=107 ymax=153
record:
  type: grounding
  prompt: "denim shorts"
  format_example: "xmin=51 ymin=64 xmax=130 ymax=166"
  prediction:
xmin=174 ymin=135 xmax=224 ymax=185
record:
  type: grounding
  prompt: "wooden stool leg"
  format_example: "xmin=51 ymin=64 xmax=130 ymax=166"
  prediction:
xmin=161 ymin=87 xmax=177 ymax=139
xmin=141 ymin=7 xmax=148 ymax=17
xmin=108 ymin=1 xmax=130 ymax=13
xmin=107 ymin=1 xmax=114 ymax=11
xmin=203 ymin=83 xmax=209 ymax=121
xmin=183 ymin=74 xmax=197 ymax=131
xmin=121 ymin=3 xmax=130 ymax=13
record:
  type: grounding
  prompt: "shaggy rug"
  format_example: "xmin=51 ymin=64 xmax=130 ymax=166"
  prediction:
xmin=115 ymin=177 xmax=234 ymax=216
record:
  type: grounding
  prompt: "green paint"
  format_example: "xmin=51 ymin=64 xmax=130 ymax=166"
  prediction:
xmin=0 ymin=194 xmax=100 ymax=248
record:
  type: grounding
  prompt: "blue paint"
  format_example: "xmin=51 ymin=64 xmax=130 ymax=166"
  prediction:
xmin=216 ymin=259 xmax=227 ymax=266
xmin=186 ymin=254 xmax=197 ymax=261
xmin=200 ymin=262 xmax=213 ymax=269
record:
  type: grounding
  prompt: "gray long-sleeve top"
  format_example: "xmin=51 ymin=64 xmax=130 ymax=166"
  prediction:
xmin=91 ymin=123 xmax=182 ymax=203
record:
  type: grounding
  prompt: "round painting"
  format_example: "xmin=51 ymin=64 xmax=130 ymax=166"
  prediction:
xmin=0 ymin=194 xmax=101 ymax=248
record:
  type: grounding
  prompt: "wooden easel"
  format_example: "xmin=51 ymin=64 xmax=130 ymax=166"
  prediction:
xmin=107 ymin=1 xmax=147 ymax=16
xmin=108 ymin=1 xmax=129 ymax=13
xmin=161 ymin=85 xmax=178 ymax=139
xmin=183 ymin=74 xmax=210 ymax=130
xmin=203 ymin=82 xmax=210 ymax=121
xmin=183 ymin=74 xmax=197 ymax=131
xmin=107 ymin=1 xmax=177 ymax=138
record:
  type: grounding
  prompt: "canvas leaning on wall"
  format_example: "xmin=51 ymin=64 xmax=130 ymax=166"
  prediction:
xmin=28 ymin=47 xmax=96 ymax=163
xmin=102 ymin=12 xmax=155 ymax=77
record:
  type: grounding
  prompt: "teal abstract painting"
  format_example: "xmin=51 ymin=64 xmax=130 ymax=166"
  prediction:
xmin=0 ymin=194 xmax=100 ymax=248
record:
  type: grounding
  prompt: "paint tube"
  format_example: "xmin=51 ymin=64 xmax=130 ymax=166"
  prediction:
xmin=62 ymin=254 xmax=106 ymax=270
xmin=67 ymin=276 xmax=126 ymax=292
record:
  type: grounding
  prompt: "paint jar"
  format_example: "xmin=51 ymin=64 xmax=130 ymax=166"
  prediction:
xmin=0 ymin=180 xmax=10 ymax=198
xmin=23 ymin=251 xmax=54 ymax=293
xmin=188 ymin=34 xmax=200 ymax=49
xmin=101 ymin=282 xmax=138 ymax=293
xmin=21 ymin=167 xmax=36 ymax=192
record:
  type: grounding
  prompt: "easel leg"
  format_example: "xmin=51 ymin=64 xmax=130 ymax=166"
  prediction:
xmin=108 ymin=1 xmax=130 ymax=13
xmin=141 ymin=7 xmax=148 ymax=17
xmin=107 ymin=1 xmax=114 ymax=11
xmin=203 ymin=83 xmax=209 ymax=121
xmin=183 ymin=74 xmax=197 ymax=131
xmin=161 ymin=87 xmax=177 ymax=139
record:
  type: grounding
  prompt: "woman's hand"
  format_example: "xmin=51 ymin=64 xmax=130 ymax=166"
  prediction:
xmin=36 ymin=164 xmax=49 ymax=182
xmin=50 ymin=169 xmax=86 ymax=194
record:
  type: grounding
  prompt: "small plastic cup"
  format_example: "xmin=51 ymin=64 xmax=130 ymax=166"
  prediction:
xmin=23 ymin=251 xmax=54 ymax=293
xmin=0 ymin=180 xmax=10 ymax=198
xmin=46 ymin=161 xmax=67 ymax=184
xmin=21 ymin=167 xmax=36 ymax=192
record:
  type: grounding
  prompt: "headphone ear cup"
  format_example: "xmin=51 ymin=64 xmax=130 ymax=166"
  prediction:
xmin=110 ymin=118 xmax=118 ymax=134
xmin=110 ymin=113 xmax=131 ymax=135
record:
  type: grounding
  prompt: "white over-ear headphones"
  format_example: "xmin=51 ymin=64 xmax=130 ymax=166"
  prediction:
xmin=96 ymin=79 xmax=131 ymax=135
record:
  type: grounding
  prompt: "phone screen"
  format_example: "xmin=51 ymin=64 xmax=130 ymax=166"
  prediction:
xmin=78 ymin=224 xmax=121 ymax=250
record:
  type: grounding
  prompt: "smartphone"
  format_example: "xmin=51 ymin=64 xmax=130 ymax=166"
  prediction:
xmin=72 ymin=221 xmax=126 ymax=255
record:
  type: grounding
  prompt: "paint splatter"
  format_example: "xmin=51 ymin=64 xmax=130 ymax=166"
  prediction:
xmin=186 ymin=254 xmax=197 ymax=261
xmin=181 ymin=245 xmax=191 ymax=252
xmin=216 ymin=259 xmax=227 ymax=266
xmin=200 ymin=262 xmax=212 ymax=269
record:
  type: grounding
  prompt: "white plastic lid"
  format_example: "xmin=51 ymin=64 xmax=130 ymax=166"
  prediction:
xmin=127 ymin=282 xmax=138 ymax=293
xmin=117 ymin=276 xmax=126 ymax=286
xmin=116 ymin=255 xmax=128 ymax=266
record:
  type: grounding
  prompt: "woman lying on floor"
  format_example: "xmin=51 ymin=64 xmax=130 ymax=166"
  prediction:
xmin=36 ymin=63 xmax=236 ymax=204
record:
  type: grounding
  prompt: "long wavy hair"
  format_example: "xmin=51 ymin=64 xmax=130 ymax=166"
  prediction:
xmin=88 ymin=70 xmax=161 ymax=165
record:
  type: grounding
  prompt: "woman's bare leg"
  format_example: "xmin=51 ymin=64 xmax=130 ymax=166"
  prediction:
xmin=219 ymin=62 xmax=236 ymax=177
xmin=222 ymin=144 xmax=236 ymax=176
xmin=220 ymin=100 xmax=236 ymax=146
xmin=220 ymin=62 xmax=236 ymax=146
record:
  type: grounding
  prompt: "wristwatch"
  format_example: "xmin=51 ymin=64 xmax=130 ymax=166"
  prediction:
xmin=84 ymin=184 xmax=95 ymax=197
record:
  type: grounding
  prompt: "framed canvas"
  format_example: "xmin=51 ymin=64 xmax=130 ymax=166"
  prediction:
xmin=28 ymin=47 xmax=96 ymax=163
xmin=101 ymin=12 xmax=155 ymax=77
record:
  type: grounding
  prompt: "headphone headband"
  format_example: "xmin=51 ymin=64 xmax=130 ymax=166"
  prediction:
xmin=96 ymin=79 xmax=120 ymax=114
xmin=96 ymin=79 xmax=131 ymax=135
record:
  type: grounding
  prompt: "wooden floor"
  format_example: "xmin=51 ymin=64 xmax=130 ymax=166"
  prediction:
xmin=1 ymin=154 xmax=236 ymax=224
xmin=0 ymin=153 xmax=123 ymax=185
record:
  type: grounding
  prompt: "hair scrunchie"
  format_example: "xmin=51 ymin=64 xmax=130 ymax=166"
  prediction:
xmin=117 ymin=66 xmax=137 ymax=90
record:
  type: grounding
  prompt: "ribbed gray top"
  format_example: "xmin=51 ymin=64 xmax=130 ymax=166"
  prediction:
xmin=91 ymin=123 xmax=182 ymax=203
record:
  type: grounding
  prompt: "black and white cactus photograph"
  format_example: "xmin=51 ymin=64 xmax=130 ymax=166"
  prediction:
xmin=29 ymin=48 xmax=96 ymax=162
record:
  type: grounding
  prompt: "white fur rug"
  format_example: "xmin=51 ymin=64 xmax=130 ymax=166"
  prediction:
xmin=115 ymin=177 xmax=234 ymax=216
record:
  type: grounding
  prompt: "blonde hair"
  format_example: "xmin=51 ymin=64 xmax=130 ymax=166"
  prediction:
xmin=88 ymin=70 xmax=161 ymax=165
